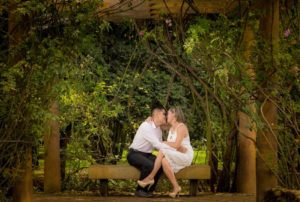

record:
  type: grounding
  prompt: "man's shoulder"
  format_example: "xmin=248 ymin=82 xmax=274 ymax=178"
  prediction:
xmin=139 ymin=121 xmax=152 ymax=130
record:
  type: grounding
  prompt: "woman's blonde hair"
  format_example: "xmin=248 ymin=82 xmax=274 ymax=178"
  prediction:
xmin=169 ymin=106 xmax=185 ymax=123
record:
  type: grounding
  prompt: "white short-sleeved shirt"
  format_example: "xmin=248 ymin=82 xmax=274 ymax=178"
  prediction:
xmin=129 ymin=121 xmax=175 ymax=153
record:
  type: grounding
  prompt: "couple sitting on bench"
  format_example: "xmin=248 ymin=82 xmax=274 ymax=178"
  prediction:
xmin=127 ymin=106 xmax=194 ymax=198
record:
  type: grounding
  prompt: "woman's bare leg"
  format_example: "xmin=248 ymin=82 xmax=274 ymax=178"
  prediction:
xmin=142 ymin=150 xmax=164 ymax=182
xmin=161 ymin=157 xmax=180 ymax=192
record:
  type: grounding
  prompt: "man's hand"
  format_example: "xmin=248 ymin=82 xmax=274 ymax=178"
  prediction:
xmin=177 ymin=145 xmax=187 ymax=153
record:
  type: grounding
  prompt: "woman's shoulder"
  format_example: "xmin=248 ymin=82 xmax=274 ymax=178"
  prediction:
xmin=177 ymin=123 xmax=188 ymax=133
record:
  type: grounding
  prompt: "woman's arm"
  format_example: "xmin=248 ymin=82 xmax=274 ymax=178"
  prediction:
xmin=164 ymin=125 xmax=188 ymax=149
xmin=145 ymin=116 xmax=153 ymax=122
xmin=144 ymin=117 xmax=170 ymax=131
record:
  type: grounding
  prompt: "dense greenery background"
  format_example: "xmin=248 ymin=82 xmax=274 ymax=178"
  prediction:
xmin=0 ymin=0 xmax=299 ymax=199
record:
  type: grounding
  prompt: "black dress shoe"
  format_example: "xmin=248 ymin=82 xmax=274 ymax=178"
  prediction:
xmin=151 ymin=193 xmax=160 ymax=198
xmin=135 ymin=190 xmax=154 ymax=198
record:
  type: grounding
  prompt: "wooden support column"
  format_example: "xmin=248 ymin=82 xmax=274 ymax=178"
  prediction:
xmin=44 ymin=100 xmax=61 ymax=193
xmin=237 ymin=108 xmax=256 ymax=193
xmin=237 ymin=22 xmax=257 ymax=194
xmin=12 ymin=150 xmax=33 ymax=202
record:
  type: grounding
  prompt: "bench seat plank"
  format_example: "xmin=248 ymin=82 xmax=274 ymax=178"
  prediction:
xmin=88 ymin=165 xmax=210 ymax=180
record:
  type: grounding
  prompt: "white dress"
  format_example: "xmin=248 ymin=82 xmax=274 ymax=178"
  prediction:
xmin=161 ymin=123 xmax=194 ymax=173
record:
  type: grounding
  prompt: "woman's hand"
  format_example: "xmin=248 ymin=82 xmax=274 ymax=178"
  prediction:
xmin=145 ymin=116 xmax=153 ymax=122
xmin=177 ymin=146 xmax=187 ymax=153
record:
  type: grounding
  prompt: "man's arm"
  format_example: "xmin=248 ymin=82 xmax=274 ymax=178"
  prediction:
xmin=144 ymin=134 xmax=176 ymax=151
xmin=142 ymin=125 xmax=176 ymax=151
xmin=140 ymin=123 xmax=187 ymax=153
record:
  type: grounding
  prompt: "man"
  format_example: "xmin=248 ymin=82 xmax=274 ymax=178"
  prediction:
xmin=127 ymin=106 xmax=186 ymax=197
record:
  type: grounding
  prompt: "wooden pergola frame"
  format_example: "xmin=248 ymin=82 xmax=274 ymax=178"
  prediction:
xmin=99 ymin=0 xmax=247 ymax=21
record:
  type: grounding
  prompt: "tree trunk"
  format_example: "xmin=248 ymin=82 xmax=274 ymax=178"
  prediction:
xmin=13 ymin=150 xmax=33 ymax=202
xmin=210 ymin=143 xmax=218 ymax=192
xmin=256 ymin=0 xmax=279 ymax=201
xmin=217 ymin=128 xmax=236 ymax=192
xmin=256 ymin=101 xmax=278 ymax=201
xmin=60 ymin=123 xmax=72 ymax=185
xmin=44 ymin=100 xmax=61 ymax=193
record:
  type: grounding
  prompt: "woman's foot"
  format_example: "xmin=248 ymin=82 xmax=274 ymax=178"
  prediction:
xmin=137 ymin=178 xmax=155 ymax=189
xmin=169 ymin=186 xmax=181 ymax=198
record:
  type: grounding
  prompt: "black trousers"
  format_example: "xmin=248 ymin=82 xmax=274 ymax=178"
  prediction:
xmin=127 ymin=149 xmax=163 ymax=192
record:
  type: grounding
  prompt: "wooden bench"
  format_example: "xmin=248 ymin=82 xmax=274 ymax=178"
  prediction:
xmin=88 ymin=165 xmax=210 ymax=196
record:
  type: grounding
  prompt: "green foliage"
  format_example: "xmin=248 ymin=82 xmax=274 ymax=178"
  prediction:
xmin=184 ymin=17 xmax=211 ymax=53
xmin=0 ymin=0 xmax=104 ymax=198
xmin=0 ymin=0 xmax=299 ymax=197
xmin=137 ymin=2 xmax=299 ymax=191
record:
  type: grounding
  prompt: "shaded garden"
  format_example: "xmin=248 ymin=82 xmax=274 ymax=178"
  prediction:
xmin=0 ymin=0 xmax=299 ymax=202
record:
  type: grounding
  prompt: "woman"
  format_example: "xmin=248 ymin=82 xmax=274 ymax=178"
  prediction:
xmin=137 ymin=106 xmax=194 ymax=198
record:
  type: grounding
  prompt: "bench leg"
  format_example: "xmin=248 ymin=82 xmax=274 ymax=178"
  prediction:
xmin=189 ymin=179 xmax=198 ymax=196
xmin=100 ymin=179 xmax=108 ymax=196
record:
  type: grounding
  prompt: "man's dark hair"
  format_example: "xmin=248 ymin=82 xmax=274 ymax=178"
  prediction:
xmin=151 ymin=106 xmax=165 ymax=117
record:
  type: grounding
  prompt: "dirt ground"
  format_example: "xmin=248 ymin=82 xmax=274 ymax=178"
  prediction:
xmin=33 ymin=192 xmax=256 ymax=202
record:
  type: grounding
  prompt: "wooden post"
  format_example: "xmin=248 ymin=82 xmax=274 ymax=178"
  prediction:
xmin=256 ymin=0 xmax=279 ymax=201
xmin=13 ymin=150 xmax=33 ymax=202
xmin=44 ymin=100 xmax=61 ymax=193
xmin=189 ymin=179 xmax=198 ymax=196
xmin=237 ymin=109 xmax=256 ymax=193
xmin=237 ymin=22 xmax=257 ymax=194
xmin=100 ymin=179 xmax=108 ymax=196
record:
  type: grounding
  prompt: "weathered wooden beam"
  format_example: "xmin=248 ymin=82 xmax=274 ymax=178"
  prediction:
xmin=100 ymin=0 xmax=248 ymax=20
xmin=149 ymin=7 xmax=225 ymax=15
